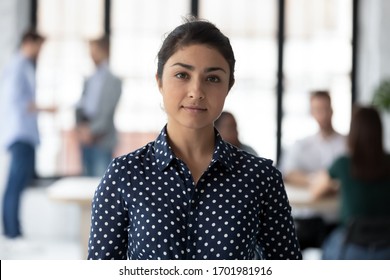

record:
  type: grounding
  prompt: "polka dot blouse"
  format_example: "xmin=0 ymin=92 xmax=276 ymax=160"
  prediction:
xmin=87 ymin=126 xmax=302 ymax=260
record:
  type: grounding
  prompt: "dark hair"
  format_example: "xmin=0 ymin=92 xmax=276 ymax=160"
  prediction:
xmin=215 ymin=111 xmax=234 ymax=127
xmin=348 ymin=106 xmax=390 ymax=181
xmin=20 ymin=28 xmax=45 ymax=45
xmin=310 ymin=90 xmax=331 ymax=103
xmin=90 ymin=35 xmax=110 ymax=54
xmin=157 ymin=17 xmax=235 ymax=90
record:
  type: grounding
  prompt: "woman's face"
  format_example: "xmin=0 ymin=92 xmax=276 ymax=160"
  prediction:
xmin=157 ymin=44 xmax=230 ymax=131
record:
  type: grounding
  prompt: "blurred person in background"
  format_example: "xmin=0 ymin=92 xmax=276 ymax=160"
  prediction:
xmin=75 ymin=35 xmax=122 ymax=177
xmin=278 ymin=90 xmax=347 ymax=250
xmin=310 ymin=106 xmax=390 ymax=259
xmin=214 ymin=111 xmax=258 ymax=156
xmin=0 ymin=29 xmax=56 ymax=241
xmin=279 ymin=90 xmax=347 ymax=187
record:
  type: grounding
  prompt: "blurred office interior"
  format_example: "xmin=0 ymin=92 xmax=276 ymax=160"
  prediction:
xmin=0 ymin=0 xmax=389 ymax=259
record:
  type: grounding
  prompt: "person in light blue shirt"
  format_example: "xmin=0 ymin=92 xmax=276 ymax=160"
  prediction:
xmin=0 ymin=29 xmax=55 ymax=239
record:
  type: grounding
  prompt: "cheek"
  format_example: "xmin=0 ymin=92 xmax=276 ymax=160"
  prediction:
xmin=160 ymin=84 xmax=180 ymax=109
xmin=211 ymin=91 xmax=229 ymax=106
xmin=160 ymin=75 xmax=181 ymax=92
xmin=161 ymin=83 xmax=180 ymax=100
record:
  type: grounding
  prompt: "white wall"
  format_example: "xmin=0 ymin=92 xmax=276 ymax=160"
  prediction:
xmin=0 ymin=0 xmax=30 ymax=69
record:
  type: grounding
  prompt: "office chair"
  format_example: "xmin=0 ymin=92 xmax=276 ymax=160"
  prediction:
xmin=339 ymin=217 xmax=390 ymax=259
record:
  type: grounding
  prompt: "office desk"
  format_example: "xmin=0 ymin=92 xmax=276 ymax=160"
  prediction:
xmin=47 ymin=178 xmax=340 ymax=258
xmin=285 ymin=183 xmax=340 ymax=222
xmin=47 ymin=176 xmax=100 ymax=259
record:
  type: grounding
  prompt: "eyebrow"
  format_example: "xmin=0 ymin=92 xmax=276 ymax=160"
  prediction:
xmin=171 ymin=62 xmax=227 ymax=73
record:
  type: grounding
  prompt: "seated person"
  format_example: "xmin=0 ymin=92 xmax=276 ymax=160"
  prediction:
xmin=310 ymin=106 xmax=390 ymax=259
xmin=215 ymin=111 xmax=258 ymax=155
xmin=279 ymin=90 xmax=347 ymax=249
xmin=279 ymin=90 xmax=347 ymax=187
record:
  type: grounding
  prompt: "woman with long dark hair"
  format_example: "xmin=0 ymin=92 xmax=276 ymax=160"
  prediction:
xmin=311 ymin=106 xmax=390 ymax=259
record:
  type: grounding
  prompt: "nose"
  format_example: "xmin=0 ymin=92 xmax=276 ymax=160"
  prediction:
xmin=188 ymin=77 xmax=205 ymax=100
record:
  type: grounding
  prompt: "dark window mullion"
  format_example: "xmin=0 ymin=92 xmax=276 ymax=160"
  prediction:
xmin=30 ymin=0 xmax=38 ymax=29
xmin=351 ymin=0 xmax=359 ymax=104
xmin=191 ymin=0 xmax=199 ymax=17
xmin=104 ymin=0 xmax=111 ymax=35
xmin=276 ymin=0 xmax=285 ymax=166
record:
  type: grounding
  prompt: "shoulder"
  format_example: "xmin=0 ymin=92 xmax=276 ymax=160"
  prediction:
xmin=332 ymin=154 xmax=349 ymax=167
xmin=101 ymin=140 xmax=158 ymax=185
xmin=229 ymin=144 xmax=277 ymax=174
xmin=333 ymin=131 xmax=346 ymax=139
xmin=101 ymin=72 xmax=122 ymax=96
xmin=232 ymin=150 xmax=285 ymax=195
xmin=285 ymin=134 xmax=314 ymax=150
xmin=105 ymin=69 xmax=122 ymax=84
xmin=331 ymin=132 xmax=347 ymax=145
xmin=239 ymin=143 xmax=258 ymax=156
xmin=113 ymin=141 xmax=154 ymax=166
xmin=298 ymin=133 xmax=319 ymax=145
xmin=4 ymin=54 xmax=27 ymax=76
xmin=329 ymin=154 xmax=350 ymax=175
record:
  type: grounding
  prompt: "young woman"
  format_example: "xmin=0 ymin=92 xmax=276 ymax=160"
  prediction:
xmin=87 ymin=18 xmax=301 ymax=260
xmin=311 ymin=106 xmax=390 ymax=259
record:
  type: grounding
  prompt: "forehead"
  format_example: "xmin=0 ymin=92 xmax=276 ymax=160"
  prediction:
xmin=89 ymin=42 xmax=100 ymax=49
xmin=311 ymin=96 xmax=331 ymax=106
xmin=167 ymin=44 xmax=229 ymax=67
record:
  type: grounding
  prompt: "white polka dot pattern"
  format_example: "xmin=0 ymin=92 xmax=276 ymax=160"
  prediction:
xmin=87 ymin=126 xmax=302 ymax=260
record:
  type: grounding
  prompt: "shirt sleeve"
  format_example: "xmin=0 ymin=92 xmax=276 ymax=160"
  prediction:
xmin=8 ymin=61 xmax=32 ymax=111
xmin=87 ymin=159 xmax=129 ymax=260
xmin=278 ymin=141 xmax=303 ymax=174
xmin=256 ymin=165 xmax=302 ymax=260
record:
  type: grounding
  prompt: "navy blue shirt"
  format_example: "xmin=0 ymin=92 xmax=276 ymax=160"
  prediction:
xmin=87 ymin=126 xmax=302 ymax=260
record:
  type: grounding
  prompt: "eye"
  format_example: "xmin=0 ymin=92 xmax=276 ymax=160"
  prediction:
xmin=207 ymin=76 xmax=220 ymax=83
xmin=175 ymin=72 xmax=189 ymax=79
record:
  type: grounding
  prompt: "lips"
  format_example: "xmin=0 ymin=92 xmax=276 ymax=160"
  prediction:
xmin=182 ymin=105 xmax=207 ymax=112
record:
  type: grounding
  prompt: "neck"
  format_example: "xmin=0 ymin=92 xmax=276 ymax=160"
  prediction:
xmin=230 ymin=139 xmax=241 ymax=147
xmin=166 ymin=123 xmax=215 ymax=159
xmin=20 ymin=48 xmax=35 ymax=61
xmin=166 ymin=124 xmax=215 ymax=184
xmin=95 ymin=59 xmax=108 ymax=67
xmin=320 ymin=126 xmax=335 ymax=138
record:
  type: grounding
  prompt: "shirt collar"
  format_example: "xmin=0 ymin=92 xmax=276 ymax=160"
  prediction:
xmin=94 ymin=60 xmax=109 ymax=75
xmin=17 ymin=51 xmax=35 ymax=66
xmin=153 ymin=125 xmax=235 ymax=172
xmin=314 ymin=131 xmax=341 ymax=142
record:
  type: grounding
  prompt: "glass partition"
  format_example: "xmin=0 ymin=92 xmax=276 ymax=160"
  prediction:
xmin=282 ymin=0 xmax=352 ymax=150
xmin=200 ymin=0 xmax=278 ymax=160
